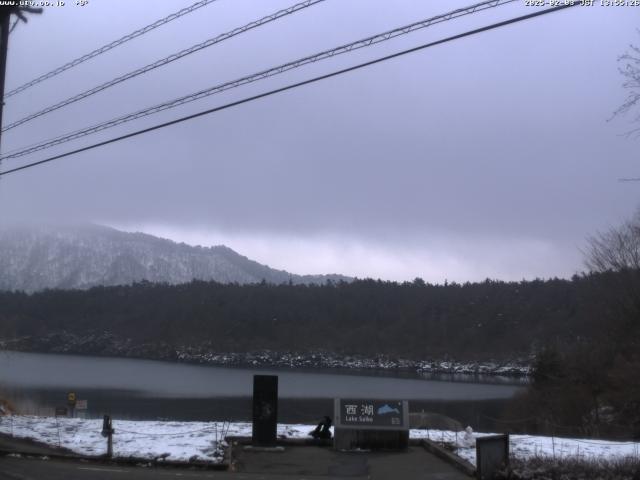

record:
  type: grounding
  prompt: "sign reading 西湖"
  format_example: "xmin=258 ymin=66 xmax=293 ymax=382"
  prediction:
xmin=335 ymin=399 xmax=408 ymax=430
xmin=333 ymin=398 xmax=410 ymax=450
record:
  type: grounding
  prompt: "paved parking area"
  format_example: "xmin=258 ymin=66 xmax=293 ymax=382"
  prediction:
xmin=233 ymin=445 xmax=471 ymax=479
xmin=0 ymin=433 xmax=472 ymax=479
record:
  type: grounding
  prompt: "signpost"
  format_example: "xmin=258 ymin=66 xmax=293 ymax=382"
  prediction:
xmin=101 ymin=414 xmax=114 ymax=458
xmin=334 ymin=398 xmax=409 ymax=450
xmin=54 ymin=406 xmax=68 ymax=417
xmin=75 ymin=399 xmax=87 ymax=418
xmin=67 ymin=392 xmax=77 ymax=418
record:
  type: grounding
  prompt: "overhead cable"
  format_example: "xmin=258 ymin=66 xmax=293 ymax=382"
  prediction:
xmin=1 ymin=0 xmax=519 ymax=160
xmin=4 ymin=0 xmax=220 ymax=99
xmin=2 ymin=0 xmax=326 ymax=132
xmin=0 ymin=4 xmax=579 ymax=178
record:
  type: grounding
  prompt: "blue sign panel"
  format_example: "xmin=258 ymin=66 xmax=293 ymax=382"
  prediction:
xmin=338 ymin=399 xmax=407 ymax=428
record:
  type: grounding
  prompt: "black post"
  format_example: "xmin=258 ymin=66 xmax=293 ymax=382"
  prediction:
xmin=252 ymin=375 xmax=278 ymax=446
xmin=101 ymin=414 xmax=114 ymax=458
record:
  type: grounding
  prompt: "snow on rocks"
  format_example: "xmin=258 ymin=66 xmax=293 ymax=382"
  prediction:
xmin=1 ymin=334 xmax=532 ymax=378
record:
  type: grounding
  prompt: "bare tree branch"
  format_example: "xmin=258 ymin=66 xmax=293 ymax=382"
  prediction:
xmin=612 ymin=32 xmax=640 ymax=122
xmin=586 ymin=210 xmax=640 ymax=273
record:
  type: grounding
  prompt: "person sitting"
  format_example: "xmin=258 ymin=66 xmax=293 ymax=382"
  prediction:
xmin=309 ymin=416 xmax=332 ymax=439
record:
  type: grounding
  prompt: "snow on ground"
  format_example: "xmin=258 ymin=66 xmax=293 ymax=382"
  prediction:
xmin=1 ymin=416 xmax=639 ymax=466
xmin=0 ymin=415 xmax=314 ymax=463
xmin=412 ymin=429 xmax=640 ymax=466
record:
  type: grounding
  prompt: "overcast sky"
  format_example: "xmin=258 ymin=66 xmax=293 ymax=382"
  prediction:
xmin=0 ymin=0 xmax=638 ymax=282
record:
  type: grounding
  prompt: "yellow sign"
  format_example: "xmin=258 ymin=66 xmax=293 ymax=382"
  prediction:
xmin=67 ymin=392 xmax=76 ymax=405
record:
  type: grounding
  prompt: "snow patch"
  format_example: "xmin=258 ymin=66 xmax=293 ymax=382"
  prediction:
xmin=1 ymin=416 xmax=638 ymax=466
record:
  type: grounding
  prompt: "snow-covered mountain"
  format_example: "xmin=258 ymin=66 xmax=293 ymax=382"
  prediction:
xmin=0 ymin=224 xmax=350 ymax=292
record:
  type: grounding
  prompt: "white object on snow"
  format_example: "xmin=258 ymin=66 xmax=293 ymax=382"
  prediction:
xmin=459 ymin=426 xmax=475 ymax=448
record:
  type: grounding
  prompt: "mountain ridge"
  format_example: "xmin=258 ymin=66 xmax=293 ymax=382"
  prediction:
xmin=0 ymin=223 xmax=351 ymax=292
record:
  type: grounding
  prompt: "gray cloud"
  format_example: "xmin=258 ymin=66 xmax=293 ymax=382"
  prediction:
xmin=0 ymin=0 xmax=637 ymax=281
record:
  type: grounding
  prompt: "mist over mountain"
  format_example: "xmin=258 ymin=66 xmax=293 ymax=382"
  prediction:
xmin=0 ymin=224 xmax=350 ymax=292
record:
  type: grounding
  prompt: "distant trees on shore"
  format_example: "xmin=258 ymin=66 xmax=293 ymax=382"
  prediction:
xmin=0 ymin=272 xmax=617 ymax=361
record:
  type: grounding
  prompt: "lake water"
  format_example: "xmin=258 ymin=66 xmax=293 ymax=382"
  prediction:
xmin=0 ymin=351 xmax=522 ymax=428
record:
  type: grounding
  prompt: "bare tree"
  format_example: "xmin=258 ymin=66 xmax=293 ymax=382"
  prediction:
xmin=586 ymin=210 xmax=640 ymax=273
xmin=613 ymin=33 xmax=640 ymax=137
xmin=585 ymin=209 xmax=640 ymax=357
xmin=585 ymin=213 xmax=640 ymax=436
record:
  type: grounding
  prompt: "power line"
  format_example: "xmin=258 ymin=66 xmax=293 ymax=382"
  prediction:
xmin=0 ymin=3 xmax=579 ymax=178
xmin=2 ymin=0 xmax=326 ymax=132
xmin=0 ymin=0 xmax=519 ymax=161
xmin=3 ymin=0 xmax=219 ymax=99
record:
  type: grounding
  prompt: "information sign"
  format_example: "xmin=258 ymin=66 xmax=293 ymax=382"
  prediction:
xmin=335 ymin=399 xmax=408 ymax=430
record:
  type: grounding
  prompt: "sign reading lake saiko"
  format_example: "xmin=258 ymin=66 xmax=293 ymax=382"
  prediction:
xmin=338 ymin=399 xmax=406 ymax=428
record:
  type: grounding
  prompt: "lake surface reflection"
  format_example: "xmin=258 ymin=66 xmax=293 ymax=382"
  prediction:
xmin=0 ymin=351 xmax=522 ymax=427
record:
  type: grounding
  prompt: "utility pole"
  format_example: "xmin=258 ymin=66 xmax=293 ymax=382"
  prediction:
xmin=0 ymin=4 xmax=42 ymax=157
xmin=0 ymin=7 xmax=11 ymax=155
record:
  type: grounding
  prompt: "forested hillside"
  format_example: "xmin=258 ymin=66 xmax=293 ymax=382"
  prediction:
xmin=0 ymin=274 xmax=615 ymax=360
xmin=0 ymin=224 xmax=349 ymax=292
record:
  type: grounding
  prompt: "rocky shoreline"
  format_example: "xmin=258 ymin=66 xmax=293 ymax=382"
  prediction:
xmin=0 ymin=331 xmax=532 ymax=378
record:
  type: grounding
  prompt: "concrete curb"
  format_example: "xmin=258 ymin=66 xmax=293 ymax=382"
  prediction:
xmin=0 ymin=431 xmax=228 ymax=469
xmin=0 ymin=448 xmax=229 ymax=470
xmin=0 ymin=449 xmax=78 ymax=462
xmin=420 ymin=439 xmax=476 ymax=477
xmin=226 ymin=435 xmax=332 ymax=447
